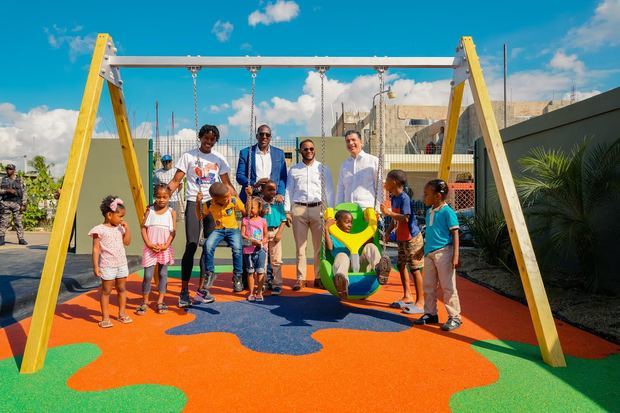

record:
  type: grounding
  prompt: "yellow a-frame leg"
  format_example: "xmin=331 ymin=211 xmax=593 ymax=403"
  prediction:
xmin=438 ymin=82 xmax=465 ymax=181
xmin=109 ymin=83 xmax=147 ymax=218
xmin=20 ymin=34 xmax=111 ymax=373
xmin=459 ymin=36 xmax=565 ymax=367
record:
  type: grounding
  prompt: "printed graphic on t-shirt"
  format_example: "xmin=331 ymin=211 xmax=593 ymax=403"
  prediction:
xmin=194 ymin=161 xmax=219 ymax=187
xmin=252 ymin=228 xmax=262 ymax=241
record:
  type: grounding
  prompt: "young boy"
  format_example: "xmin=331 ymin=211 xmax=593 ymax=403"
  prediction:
xmin=195 ymin=182 xmax=245 ymax=302
xmin=260 ymin=180 xmax=287 ymax=295
xmin=380 ymin=169 xmax=425 ymax=314
xmin=324 ymin=210 xmax=391 ymax=299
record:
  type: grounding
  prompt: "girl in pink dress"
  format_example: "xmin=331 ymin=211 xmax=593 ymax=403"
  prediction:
xmin=241 ymin=196 xmax=268 ymax=302
xmin=136 ymin=184 xmax=177 ymax=315
xmin=89 ymin=195 xmax=132 ymax=328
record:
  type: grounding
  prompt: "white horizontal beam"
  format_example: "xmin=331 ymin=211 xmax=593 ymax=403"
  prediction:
xmin=108 ymin=56 xmax=457 ymax=69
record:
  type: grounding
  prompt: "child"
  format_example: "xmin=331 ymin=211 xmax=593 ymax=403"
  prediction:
xmin=413 ymin=179 xmax=462 ymax=331
xmin=380 ymin=170 xmax=425 ymax=314
xmin=260 ymin=180 xmax=287 ymax=295
xmin=136 ymin=184 xmax=176 ymax=315
xmin=195 ymin=182 xmax=245 ymax=301
xmin=324 ymin=210 xmax=391 ymax=299
xmin=241 ymin=196 xmax=268 ymax=301
xmin=89 ymin=196 xmax=132 ymax=328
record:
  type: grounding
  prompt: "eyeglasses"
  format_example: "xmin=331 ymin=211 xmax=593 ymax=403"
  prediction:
xmin=301 ymin=147 xmax=315 ymax=152
xmin=257 ymin=132 xmax=271 ymax=137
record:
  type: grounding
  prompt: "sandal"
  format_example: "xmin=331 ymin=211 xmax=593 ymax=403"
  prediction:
xmin=247 ymin=294 xmax=256 ymax=302
xmin=255 ymin=294 xmax=264 ymax=302
xmin=157 ymin=303 xmax=168 ymax=314
xmin=118 ymin=314 xmax=133 ymax=324
xmin=98 ymin=319 xmax=113 ymax=328
xmin=135 ymin=304 xmax=148 ymax=315
xmin=375 ymin=256 xmax=391 ymax=285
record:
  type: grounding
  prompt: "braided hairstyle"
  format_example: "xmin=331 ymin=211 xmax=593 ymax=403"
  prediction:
xmin=425 ymin=179 xmax=449 ymax=200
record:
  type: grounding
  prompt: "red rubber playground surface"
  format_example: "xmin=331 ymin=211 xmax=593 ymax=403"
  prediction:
xmin=1 ymin=266 xmax=619 ymax=412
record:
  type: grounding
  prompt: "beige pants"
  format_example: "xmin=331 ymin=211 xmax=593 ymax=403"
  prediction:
xmin=423 ymin=245 xmax=461 ymax=320
xmin=267 ymin=228 xmax=283 ymax=287
xmin=333 ymin=243 xmax=381 ymax=281
xmin=291 ymin=204 xmax=322 ymax=281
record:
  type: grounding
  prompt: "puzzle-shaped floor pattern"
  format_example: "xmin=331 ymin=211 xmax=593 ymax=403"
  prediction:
xmin=166 ymin=293 xmax=411 ymax=354
xmin=0 ymin=343 xmax=186 ymax=413
xmin=450 ymin=340 xmax=620 ymax=412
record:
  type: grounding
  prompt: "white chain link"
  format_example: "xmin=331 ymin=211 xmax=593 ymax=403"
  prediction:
xmin=189 ymin=67 xmax=200 ymax=145
xmin=375 ymin=67 xmax=388 ymax=256
xmin=248 ymin=68 xmax=258 ymax=183
xmin=318 ymin=67 xmax=328 ymax=260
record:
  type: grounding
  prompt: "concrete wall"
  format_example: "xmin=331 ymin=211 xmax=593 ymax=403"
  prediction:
xmin=474 ymin=87 xmax=620 ymax=289
xmin=77 ymin=137 xmax=353 ymax=262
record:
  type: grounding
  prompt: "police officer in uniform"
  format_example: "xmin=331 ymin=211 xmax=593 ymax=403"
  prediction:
xmin=0 ymin=164 xmax=28 ymax=246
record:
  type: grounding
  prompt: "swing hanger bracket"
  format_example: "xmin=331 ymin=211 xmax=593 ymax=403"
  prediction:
xmin=247 ymin=66 xmax=261 ymax=77
xmin=316 ymin=66 xmax=330 ymax=74
xmin=451 ymin=42 xmax=469 ymax=87
xmin=99 ymin=39 xmax=123 ymax=88
xmin=374 ymin=66 xmax=389 ymax=74
xmin=187 ymin=66 xmax=201 ymax=76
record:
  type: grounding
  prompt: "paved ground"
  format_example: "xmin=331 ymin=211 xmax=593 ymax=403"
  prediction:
xmin=0 ymin=264 xmax=618 ymax=412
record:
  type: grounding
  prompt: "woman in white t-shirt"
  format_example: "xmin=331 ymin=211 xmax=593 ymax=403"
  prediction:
xmin=167 ymin=124 xmax=237 ymax=307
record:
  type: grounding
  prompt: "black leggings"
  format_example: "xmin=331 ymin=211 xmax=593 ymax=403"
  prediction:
xmin=182 ymin=201 xmax=215 ymax=284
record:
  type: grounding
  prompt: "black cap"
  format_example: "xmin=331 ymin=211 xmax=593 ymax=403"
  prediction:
xmin=5 ymin=164 xmax=15 ymax=170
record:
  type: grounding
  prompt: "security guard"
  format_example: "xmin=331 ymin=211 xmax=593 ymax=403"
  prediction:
xmin=0 ymin=164 xmax=28 ymax=246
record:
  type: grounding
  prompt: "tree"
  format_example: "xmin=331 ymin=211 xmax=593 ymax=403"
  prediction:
xmin=515 ymin=138 xmax=620 ymax=293
xmin=21 ymin=156 xmax=61 ymax=230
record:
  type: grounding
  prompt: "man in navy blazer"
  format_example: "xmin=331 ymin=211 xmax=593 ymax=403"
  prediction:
xmin=236 ymin=124 xmax=288 ymax=203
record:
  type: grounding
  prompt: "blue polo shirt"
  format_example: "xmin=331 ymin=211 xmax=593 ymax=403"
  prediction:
xmin=263 ymin=201 xmax=286 ymax=228
xmin=390 ymin=192 xmax=421 ymax=241
xmin=424 ymin=204 xmax=459 ymax=255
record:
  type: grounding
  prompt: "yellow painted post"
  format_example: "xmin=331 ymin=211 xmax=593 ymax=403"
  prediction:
xmin=461 ymin=36 xmax=565 ymax=367
xmin=108 ymin=83 xmax=148 ymax=219
xmin=438 ymin=81 xmax=465 ymax=181
xmin=20 ymin=34 xmax=111 ymax=373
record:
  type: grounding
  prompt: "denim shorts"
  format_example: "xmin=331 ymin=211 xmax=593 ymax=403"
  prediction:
xmin=100 ymin=265 xmax=129 ymax=281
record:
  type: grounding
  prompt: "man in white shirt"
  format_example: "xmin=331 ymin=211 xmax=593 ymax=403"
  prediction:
xmin=285 ymin=139 xmax=334 ymax=290
xmin=336 ymin=130 xmax=382 ymax=210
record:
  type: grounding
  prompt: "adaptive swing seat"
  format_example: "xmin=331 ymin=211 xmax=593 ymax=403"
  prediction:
xmin=319 ymin=203 xmax=382 ymax=299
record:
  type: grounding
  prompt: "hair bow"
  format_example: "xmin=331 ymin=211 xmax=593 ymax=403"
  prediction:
xmin=110 ymin=198 xmax=124 ymax=212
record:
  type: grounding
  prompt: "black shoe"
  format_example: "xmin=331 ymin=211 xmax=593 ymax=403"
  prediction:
xmin=18 ymin=239 xmax=28 ymax=245
xmin=313 ymin=279 xmax=325 ymax=289
xmin=0 ymin=236 xmax=4 ymax=246
xmin=272 ymin=286 xmax=282 ymax=296
xmin=178 ymin=290 xmax=191 ymax=308
xmin=412 ymin=313 xmax=439 ymax=325
xmin=232 ymin=276 xmax=244 ymax=292
xmin=441 ymin=318 xmax=462 ymax=331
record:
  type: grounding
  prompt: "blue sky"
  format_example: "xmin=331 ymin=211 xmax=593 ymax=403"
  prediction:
xmin=1 ymin=0 xmax=619 ymax=174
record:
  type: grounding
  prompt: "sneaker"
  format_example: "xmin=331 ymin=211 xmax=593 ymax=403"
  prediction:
xmin=412 ymin=313 xmax=439 ymax=325
xmin=195 ymin=289 xmax=215 ymax=304
xmin=272 ymin=286 xmax=282 ymax=296
xmin=375 ymin=256 xmax=391 ymax=285
xmin=178 ymin=290 xmax=191 ymax=308
xmin=18 ymin=239 xmax=28 ymax=245
xmin=232 ymin=275 xmax=244 ymax=293
xmin=441 ymin=318 xmax=462 ymax=331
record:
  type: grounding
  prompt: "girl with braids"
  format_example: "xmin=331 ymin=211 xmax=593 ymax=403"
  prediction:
xmin=89 ymin=195 xmax=132 ymax=328
xmin=413 ymin=179 xmax=462 ymax=331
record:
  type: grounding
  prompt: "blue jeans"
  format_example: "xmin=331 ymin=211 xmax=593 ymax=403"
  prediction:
xmin=201 ymin=228 xmax=243 ymax=277
xmin=244 ymin=248 xmax=267 ymax=274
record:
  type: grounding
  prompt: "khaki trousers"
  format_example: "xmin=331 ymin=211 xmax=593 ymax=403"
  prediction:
xmin=267 ymin=228 xmax=283 ymax=287
xmin=333 ymin=243 xmax=381 ymax=281
xmin=422 ymin=246 xmax=461 ymax=320
xmin=291 ymin=204 xmax=322 ymax=281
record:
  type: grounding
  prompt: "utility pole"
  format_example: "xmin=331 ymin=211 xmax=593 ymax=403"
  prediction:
xmin=503 ymin=43 xmax=508 ymax=129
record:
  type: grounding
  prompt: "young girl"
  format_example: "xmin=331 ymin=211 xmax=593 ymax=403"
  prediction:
xmin=380 ymin=170 xmax=425 ymax=314
xmin=241 ymin=194 xmax=268 ymax=302
xmin=413 ymin=179 xmax=462 ymax=331
xmin=136 ymin=184 xmax=177 ymax=315
xmin=89 ymin=196 xmax=132 ymax=328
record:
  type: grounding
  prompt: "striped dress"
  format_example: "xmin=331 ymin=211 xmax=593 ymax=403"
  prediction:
xmin=142 ymin=206 xmax=175 ymax=267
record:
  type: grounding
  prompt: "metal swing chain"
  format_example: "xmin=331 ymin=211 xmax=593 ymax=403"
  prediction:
xmin=376 ymin=67 xmax=388 ymax=256
xmin=318 ymin=67 xmax=328 ymax=260
xmin=247 ymin=67 xmax=258 ymax=207
xmin=190 ymin=67 xmax=200 ymax=144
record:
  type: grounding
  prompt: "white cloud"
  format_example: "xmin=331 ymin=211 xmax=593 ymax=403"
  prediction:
xmin=568 ymin=0 xmax=620 ymax=49
xmin=549 ymin=50 xmax=586 ymax=77
xmin=211 ymin=20 xmax=234 ymax=42
xmin=209 ymin=103 xmax=230 ymax=113
xmin=248 ymin=0 xmax=300 ymax=26
xmin=44 ymin=25 xmax=96 ymax=62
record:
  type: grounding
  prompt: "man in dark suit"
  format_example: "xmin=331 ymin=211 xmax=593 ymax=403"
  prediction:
xmin=236 ymin=124 xmax=288 ymax=290
xmin=236 ymin=124 xmax=287 ymax=203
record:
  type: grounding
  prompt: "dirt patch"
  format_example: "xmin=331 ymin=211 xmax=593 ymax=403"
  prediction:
xmin=458 ymin=247 xmax=620 ymax=344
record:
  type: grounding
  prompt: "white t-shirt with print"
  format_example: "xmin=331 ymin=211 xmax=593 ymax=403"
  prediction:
xmin=175 ymin=148 xmax=230 ymax=202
